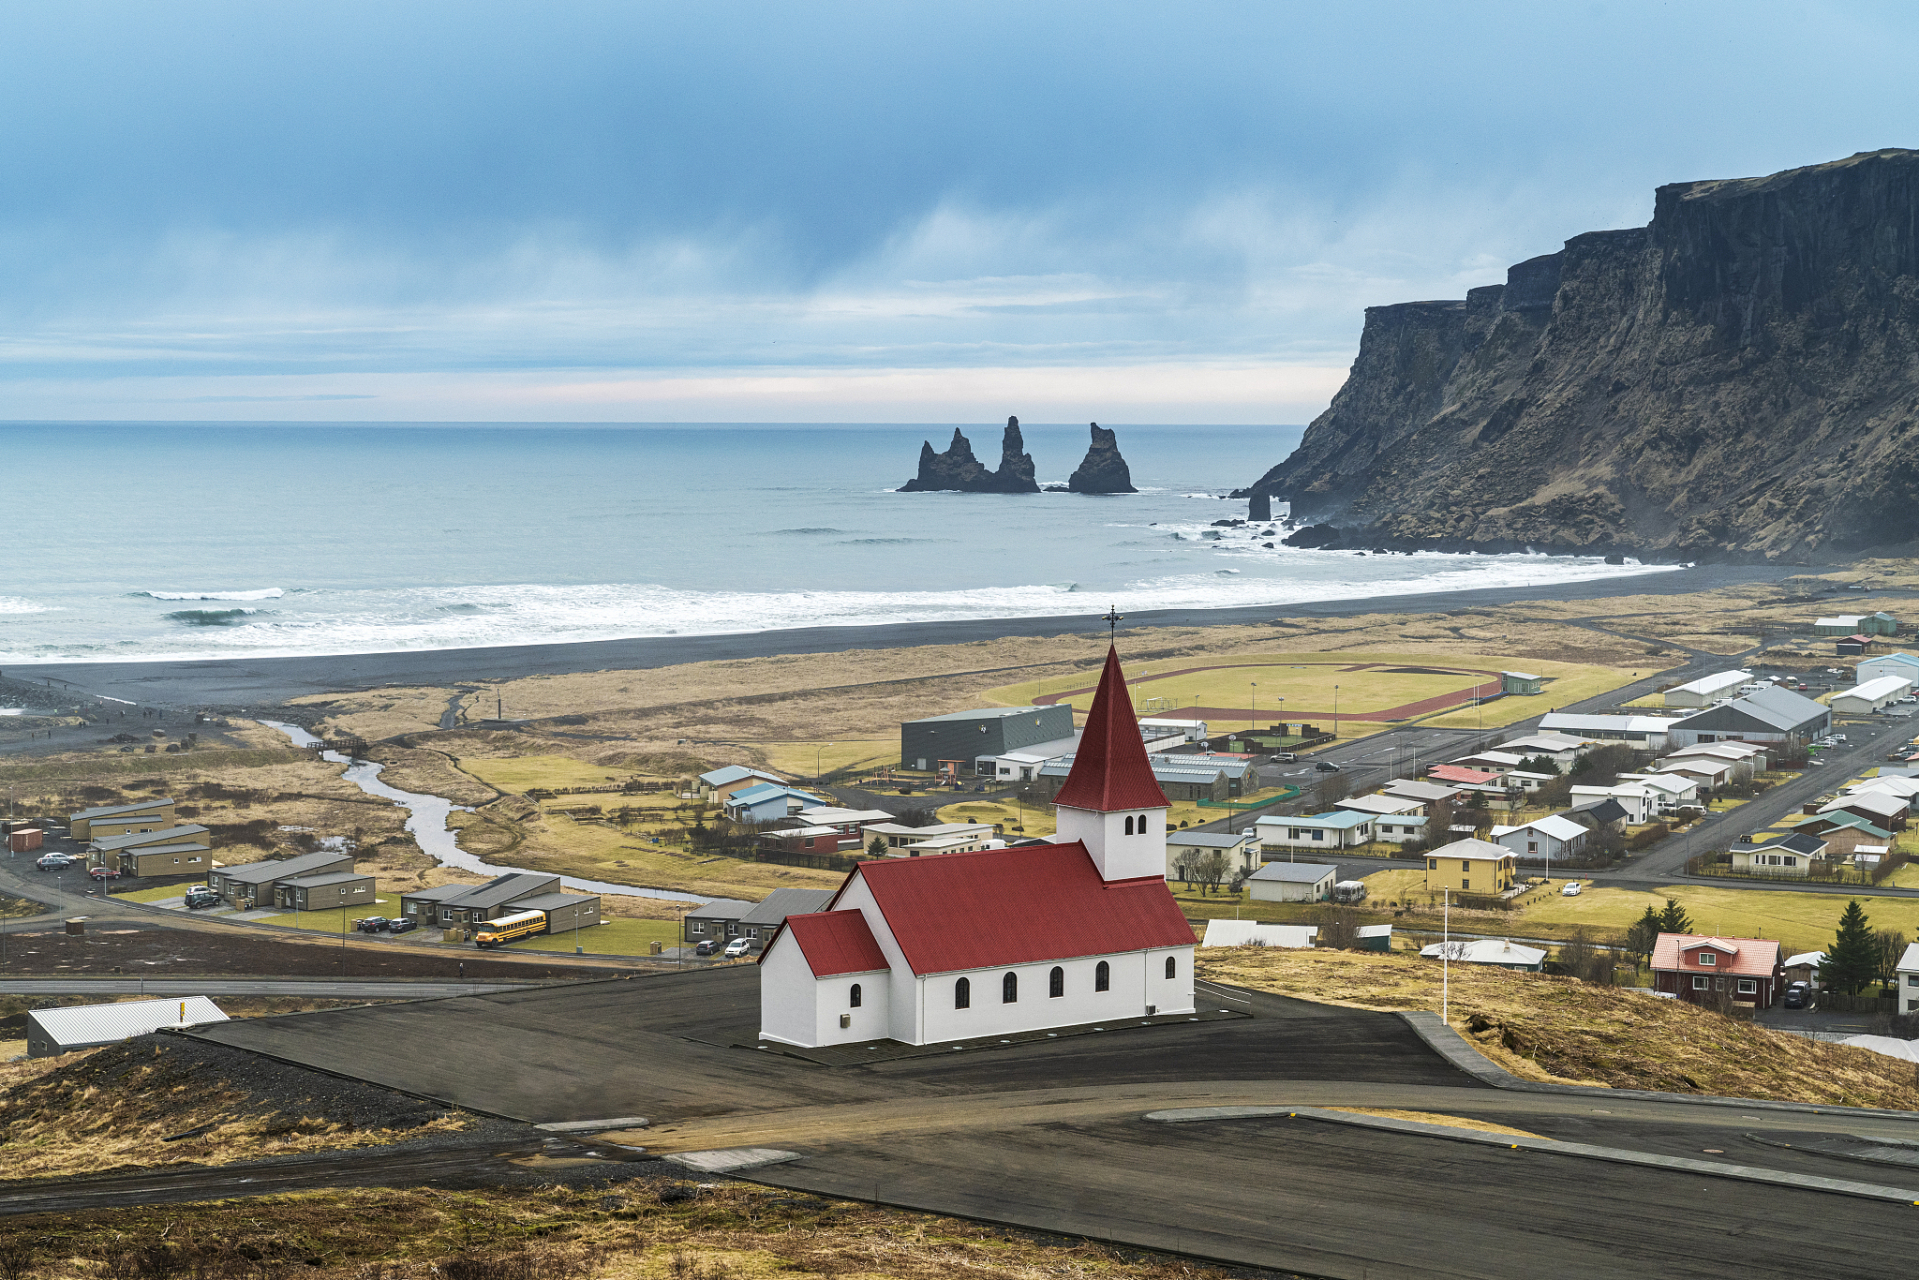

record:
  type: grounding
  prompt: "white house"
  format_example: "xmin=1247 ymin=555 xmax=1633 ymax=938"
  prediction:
xmin=1246 ymin=861 xmax=1337 ymax=903
xmin=1334 ymin=793 xmax=1424 ymax=819
xmin=1569 ymin=783 xmax=1656 ymax=824
xmin=1254 ymin=810 xmax=1376 ymax=853
xmin=1379 ymin=779 xmax=1462 ymax=812
xmin=1373 ymin=814 xmax=1429 ymax=844
xmin=1489 ymin=815 xmax=1588 ymax=863
xmin=757 ymin=647 xmax=1196 ymax=1049
xmin=1657 ymin=742 xmax=1769 ymax=776
xmin=1898 ymin=942 xmax=1919 ymax=1015
xmin=1165 ymin=829 xmax=1259 ymax=882
xmin=1652 ymin=758 xmax=1734 ymax=790
xmin=863 ymin=822 xmax=995 ymax=856
xmin=1494 ymin=732 xmax=1595 ymax=769
xmin=1618 ymin=773 xmax=1699 ymax=811
xmin=1831 ymin=675 xmax=1913 ymax=716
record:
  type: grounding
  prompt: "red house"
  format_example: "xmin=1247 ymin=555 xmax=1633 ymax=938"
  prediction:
xmin=1651 ymin=933 xmax=1783 ymax=1008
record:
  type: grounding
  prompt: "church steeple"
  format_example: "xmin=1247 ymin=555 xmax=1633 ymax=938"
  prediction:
xmin=1054 ymin=646 xmax=1169 ymax=882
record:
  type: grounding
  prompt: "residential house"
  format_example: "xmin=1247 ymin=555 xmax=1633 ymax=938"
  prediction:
xmin=1791 ymin=811 xmax=1896 ymax=856
xmin=1562 ymin=797 xmax=1629 ymax=834
xmin=1652 ymin=758 xmax=1734 ymax=791
xmin=1488 ymin=815 xmax=1588 ymax=863
xmin=1665 ymin=686 xmax=1830 ymax=749
xmin=1493 ymin=732 xmax=1596 ymax=769
xmin=1164 ymin=829 xmax=1260 ymax=882
xmin=1334 ymin=793 xmax=1424 ymax=819
xmin=1427 ymin=764 xmax=1502 ymax=788
xmin=1661 ymin=669 xmax=1752 ymax=709
xmin=1846 ymin=776 xmax=1919 ymax=812
xmin=1830 ymin=675 xmax=1913 ymax=716
xmin=1729 ymin=831 xmax=1826 ymax=877
xmin=1254 ymin=810 xmax=1377 ymax=854
xmin=1569 ymin=783 xmax=1657 ymax=825
xmin=1373 ymin=814 xmax=1430 ymax=844
xmin=1418 ymin=938 xmax=1544 ymax=971
xmin=1422 ymin=838 xmax=1517 ymax=895
xmin=1656 ymin=742 xmax=1769 ymax=777
xmin=683 ymin=898 xmax=758 ymax=945
xmin=1651 ymin=933 xmax=1782 ymax=1008
xmin=1816 ymin=790 xmax=1908 ymax=832
xmin=87 ymin=824 xmax=213 ymax=877
xmin=863 ymin=822 xmax=995 ymax=856
xmin=67 ymin=798 xmax=177 ymax=841
xmin=723 ymin=783 xmax=830 ymax=825
xmin=1449 ymin=750 xmax=1527 ymax=775
xmin=1897 ymin=942 xmax=1919 ymax=1015
xmin=1379 ymin=779 xmax=1463 ymax=813
xmin=1617 ymin=772 xmax=1700 ymax=812
xmin=697 ymin=765 xmax=786 ymax=804
xmin=1246 ymin=861 xmax=1338 ymax=903
xmin=758 ymin=825 xmax=857 ymax=856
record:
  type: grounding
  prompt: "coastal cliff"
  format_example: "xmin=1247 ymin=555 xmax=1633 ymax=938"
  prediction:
xmin=899 ymin=417 xmax=1039 ymax=493
xmin=1244 ymin=149 xmax=1919 ymax=560
xmin=1066 ymin=423 xmax=1137 ymax=494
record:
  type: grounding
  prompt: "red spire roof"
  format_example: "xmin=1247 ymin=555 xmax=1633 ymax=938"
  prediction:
xmin=1051 ymin=646 xmax=1170 ymax=813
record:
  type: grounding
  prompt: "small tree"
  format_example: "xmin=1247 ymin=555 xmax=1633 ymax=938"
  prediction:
xmin=1197 ymin=849 xmax=1230 ymax=896
xmin=1821 ymin=900 xmax=1879 ymax=995
xmin=1522 ymin=754 xmax=1561 ymax=777
xmin=1314 ymin=907 xmax=1360 ymax=950
xmin=1625 ymin=906 xmax=1662 ymax=966
xmin=867 ymin=834 xmax=888 ymax=858
xmin=1874 ymin=930 xmax=1910 ymax=993
xmin=1656 ymin=898 xmax=1693 ymax=936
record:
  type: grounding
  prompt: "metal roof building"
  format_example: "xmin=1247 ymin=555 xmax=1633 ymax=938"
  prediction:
xmin=27 ymin=997 xmax=228 ymax=1057
xmin=1666 ymin=686 xmax=1830 ymax=747
xmin=1830 ymin=675 xmax=1913 ymax=715
xmin=1661 ymin=669 xmax=1752 ymax=709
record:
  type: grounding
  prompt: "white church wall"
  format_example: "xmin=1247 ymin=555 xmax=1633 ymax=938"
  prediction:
xmin=1056 ymin=805 xmax=1168 ymax=882
xmin=919 ymin=950 xmax=1152 ymax=1043
xmin=757 ymin=933 xmax=821 ymax=1047
xmin=1148 ymin=946 xmax=1198 ymax=1015
xmin=829 ymin=873 xmax=923 ymax=1043
xmin=811 ymin=972 xmax=890 ymax=1046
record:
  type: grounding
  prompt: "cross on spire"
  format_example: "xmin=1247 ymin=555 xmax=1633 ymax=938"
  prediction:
xmin=1101 ymin=605 xmax=1123 ymax=644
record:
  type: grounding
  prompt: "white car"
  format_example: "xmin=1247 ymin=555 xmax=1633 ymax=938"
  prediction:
xmin=1560 ymin=882 xmax=1583 ymax=897
xmin=722 ymin=937 xmax=754 ymax=958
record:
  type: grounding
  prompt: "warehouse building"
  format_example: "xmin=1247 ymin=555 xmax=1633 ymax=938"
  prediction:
xmin=1665 ymin=686 xmax=1831 ymax=748
xmin=1856 ymin=652 xmax=1919 ymax=686
xmin=207 ymin=849 xmax=354 ymax=908
xmin=68 ymin=798 xmax=176 ymax=840
xmin=273 ymin=871 xmax=376 ymax=912
xmin=1830 ymin=675 xmax=1913 ymax=716
xmin=89 ymin=824 xmax=213 ymax=877
xmin=900 ymin=703 xmax=1075 ymax=775
xmin=1661 ymin=670 xmax=1751 ymax=710
xmin=27 ymin=996 xmax=228 ymax=1057
xmin=1537 ymin=712 xmax=1679 ymax=751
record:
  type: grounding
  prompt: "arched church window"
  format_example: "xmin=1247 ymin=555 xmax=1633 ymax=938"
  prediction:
xmin=1095 ymin=961 xmax=1110 ymax=992
xmin=955 ymin=977 xmax=970 ymax=1009
xmin=850 ymin=983 xmax=862 ymax=1008
xmin=1137 ymin=813 xmax=1148 ymax=831
xmin=1165 ymin=956 xmax=1177 ymax=979
xmin=1049 ymin=966 xmax=1064 ymax=998
xmin=1002 ymin=972 xmax=1018 ymax=1003
xmin=1124 ymin=815 xmax=1134 ymax=835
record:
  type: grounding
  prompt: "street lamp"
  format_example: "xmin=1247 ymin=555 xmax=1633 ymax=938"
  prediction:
xmin=1442 ymin=887 xmax=1452 ymax=1024
xmin=1333 ymin=684 xmax=1339 ymax=739
xmin=1249 ymin=682 xmax=1257 ymax=737
xmin=816 ymin=742 xmax=835 ymax=780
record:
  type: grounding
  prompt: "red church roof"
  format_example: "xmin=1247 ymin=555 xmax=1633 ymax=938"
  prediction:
xmin=779 ymin=909 xmax=890 ymax=976
xmin=1051 ymin=647 xmax=1170 ymax=812
xmin=844 ymin=841 xmax=1194 ymax=975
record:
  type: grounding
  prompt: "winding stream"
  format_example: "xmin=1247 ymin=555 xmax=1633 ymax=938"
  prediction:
xmin=260 ymin=720 xmax=709 ymax=903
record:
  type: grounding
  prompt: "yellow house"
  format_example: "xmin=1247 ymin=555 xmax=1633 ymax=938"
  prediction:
xmin=1423 ymin=838 xmax=1518 ymax=895
xmin=69 ymin=799 xmax=176 ymax=840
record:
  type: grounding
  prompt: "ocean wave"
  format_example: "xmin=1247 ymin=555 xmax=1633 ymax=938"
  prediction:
xmin=164 ymin=608 xmax=267 ymax=626
xmin=0 ymin=596 xmax=57 ymax=614
xmin=840 ymin=537 xmax=943 ymax=545
xmin=141 ymin=588 xmax=285 ymax=601
xmin=770 ymin=527 xmax=848 ymax=535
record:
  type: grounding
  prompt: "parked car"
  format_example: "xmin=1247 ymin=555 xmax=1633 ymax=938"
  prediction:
xmin=34 ymin=852 xmax=76 ymax=871
xmin=354 ymin=916 xmax=390 ymax=933
xmin=1560 ymin=882 xmax=1582 ymax=897
xmin=1273 ymin=753 xmax=1298 ymax=763
xmin=184 ymin=889 xmax=222 ymax=910
xmin=694 ymin=938 xmax=720 ymax=956
xmin=723 ymin=937 xmax=754 ymax=958
xmin=87 ymin=865 xmax=122 ymax=880
xmin=387 ymin=916 xmax=418 ymax=934
xmin=1314 ymin=761 xmax=1341 ymax=772
xmin=1783 ymin=981 xmax=1811 ymax=1009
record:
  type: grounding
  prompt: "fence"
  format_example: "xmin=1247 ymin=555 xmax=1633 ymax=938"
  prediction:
xmin=1683 ymin=853 xmax=1904 ymax=886
xmin=525 ymin=781 xmax=673 ymax=799
xmin=1814 ymin=991 xmax=1899 ymax=1015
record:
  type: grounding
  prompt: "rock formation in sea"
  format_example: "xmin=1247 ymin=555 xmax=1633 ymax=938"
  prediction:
xmin=1238 ymin=149 xmax=1919 ymax=560
xmin=1066 ymin=423 xmax=1137 ymax=494
xmin=899 ymin=417 xmax=1040 ymax=493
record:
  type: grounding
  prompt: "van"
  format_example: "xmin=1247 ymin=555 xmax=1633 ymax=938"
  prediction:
xmin=1273 ymin=753 xmax=1298 ymax=763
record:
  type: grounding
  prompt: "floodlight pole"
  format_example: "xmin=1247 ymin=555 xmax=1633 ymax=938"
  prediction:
xmin=1250 ymin=682 xmax=1257 ymax=737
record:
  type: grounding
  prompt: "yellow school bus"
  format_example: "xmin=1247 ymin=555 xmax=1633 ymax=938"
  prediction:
xmin=474 ymin=909 xmax=547 ymax=948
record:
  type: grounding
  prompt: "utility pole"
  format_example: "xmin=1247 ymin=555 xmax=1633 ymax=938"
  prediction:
xmin=1442 ymin=888 xmax=1451 ymax=1024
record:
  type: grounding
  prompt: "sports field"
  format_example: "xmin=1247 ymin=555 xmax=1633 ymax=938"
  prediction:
xmin=985 ymin=650 xmax=1644 ymax=738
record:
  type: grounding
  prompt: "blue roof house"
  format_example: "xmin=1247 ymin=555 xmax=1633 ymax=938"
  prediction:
xmin=723 ymin=783 xmax=830 ymax=825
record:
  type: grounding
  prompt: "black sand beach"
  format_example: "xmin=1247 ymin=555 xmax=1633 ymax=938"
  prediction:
xmin=8 ymin=563 xmax=1801 ymax=709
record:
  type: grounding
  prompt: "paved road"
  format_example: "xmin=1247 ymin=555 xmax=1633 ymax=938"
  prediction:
xmin=0 ymin=978 xmax=543 ymax=997
xmin=173 ymin=965 xmax=1917 ymax=1277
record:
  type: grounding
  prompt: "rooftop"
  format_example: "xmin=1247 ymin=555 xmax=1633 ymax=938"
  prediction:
xmin=30 ymin=996 xmax=228 ymax=1046
xmin=1254 ymin=810 xmax=1376 ymax=830
xmin=1247 ymin=861 xmax=1338 ymax=883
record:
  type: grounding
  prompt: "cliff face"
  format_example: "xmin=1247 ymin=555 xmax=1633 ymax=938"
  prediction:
xmin=1246 ymin=149 xmax=1919 ymax=559
xmin=900 ymin=417 xmax=1040 ymax=493
xmin=1067 ymin=423 xmax=1137 ymax=493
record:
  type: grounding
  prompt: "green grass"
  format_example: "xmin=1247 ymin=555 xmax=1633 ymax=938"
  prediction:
xmin=112 ymin=882 xmax=205 ymax=904
xmin=502 ymin=916 xmax=682 ymax=955
xmin=459 ymin=755 xmax=647 ymax=793
xmin=252 ymin=893 xmax=407 ymax=934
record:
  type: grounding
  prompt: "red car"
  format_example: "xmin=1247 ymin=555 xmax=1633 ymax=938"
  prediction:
xmin=87 ymin=866 xmax=122 ymax=880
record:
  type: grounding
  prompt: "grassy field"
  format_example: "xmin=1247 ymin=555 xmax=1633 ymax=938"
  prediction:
xmin=456 ymin=754 xmax=652 ymax=793
xmin=937 ymin=796 xmax=1057 ymax=838
xmin=760 ymin=737 xmax=896 ymax=780
xmin=253 ymin=893 xmax=409 ymax=935
xmin=502 ymin=916 xmax=680 ymax=955
xmin=1199 ymin=946 xmax=1919 ymax=1108
xmin=111 ymin=882 xmax=204 ymax=904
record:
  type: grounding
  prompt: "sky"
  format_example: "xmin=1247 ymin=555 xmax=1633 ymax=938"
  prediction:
xmin=2 ymin=1 xmax=1916 ymax=424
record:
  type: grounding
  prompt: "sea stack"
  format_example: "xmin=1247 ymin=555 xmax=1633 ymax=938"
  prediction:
xmin=1066 ymin=423 xmax=1137 ymax=494
xmin=899 ymin=417 xmax=1040 ymax=493
xmin=1248 ymin=490 xmax=1272 ymax=521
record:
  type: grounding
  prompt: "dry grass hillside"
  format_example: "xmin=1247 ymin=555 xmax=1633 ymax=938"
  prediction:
xmin=1200 ymin=946 xmax=1919 ymax=1110
xmin=0 ymin=1181 xmax=1238 ymax=1280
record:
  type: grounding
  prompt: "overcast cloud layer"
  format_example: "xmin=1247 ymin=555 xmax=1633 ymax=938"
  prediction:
xmin=2 ymin=1 xmax=1915 ymax=423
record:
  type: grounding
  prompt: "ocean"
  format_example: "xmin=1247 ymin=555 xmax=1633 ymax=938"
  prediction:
xmin=0 ymin=422 xmax=1673 ymax=664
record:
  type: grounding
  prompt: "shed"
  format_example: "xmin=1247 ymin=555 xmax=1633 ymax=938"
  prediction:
xmin=26 ymin=996 xmax=228 ymax=1057
xmin=1355 ymin=923 xmax=1393 ymax=952
xmin=1246 ymin=861 xmax=1338 ymax=903
xmin=1500 ymin=671 xmax=1545 ymax=696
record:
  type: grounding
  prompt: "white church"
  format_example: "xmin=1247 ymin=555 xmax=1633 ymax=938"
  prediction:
xmin=758 ymin=646 xmax=1197 ymax=1048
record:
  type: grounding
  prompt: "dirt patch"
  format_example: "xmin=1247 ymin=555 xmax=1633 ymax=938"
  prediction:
xmin=0 ymin=1180 xmax=1243 ymax=1280
xmin=1200 ymin=945 xmax=1919 ymax=1109
xmin=0 ymin=1036 xmax=476 ymax=1183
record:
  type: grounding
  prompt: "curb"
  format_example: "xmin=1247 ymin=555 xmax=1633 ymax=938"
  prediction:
xmin=1144 ymin=1105 xmax=1919 ymax=1206
xmin=1398 ymin=1011 xmax=1919 ymax=1122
